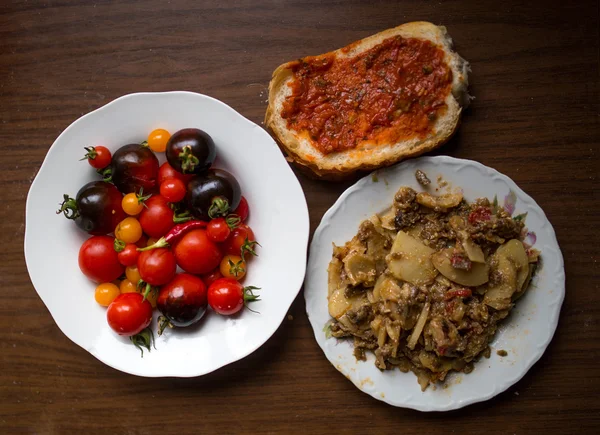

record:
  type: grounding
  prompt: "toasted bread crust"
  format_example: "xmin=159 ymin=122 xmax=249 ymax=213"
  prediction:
xmin=265 ymin=22 xmax=470 ymax=180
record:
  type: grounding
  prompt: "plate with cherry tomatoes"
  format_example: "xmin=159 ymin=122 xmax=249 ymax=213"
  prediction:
xmin=25 ymin=91 xmax=309 ymax=377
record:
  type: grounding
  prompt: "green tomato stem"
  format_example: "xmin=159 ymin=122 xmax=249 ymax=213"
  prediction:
xmin=137 ymin=237 xmax=169 ymax=252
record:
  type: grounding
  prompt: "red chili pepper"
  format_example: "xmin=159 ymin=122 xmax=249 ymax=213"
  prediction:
xmin=444 ymin=288 xmax=472 ymax=301
xmin=138 ymin=220 xmax=207 ymax=251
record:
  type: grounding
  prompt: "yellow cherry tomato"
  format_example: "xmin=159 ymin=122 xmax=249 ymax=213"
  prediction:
xmin=120 ymin=278 xmax=139 ymax=294
xmin=122 ymin=193 xmax=144 ymax=216
xmin=115 ymin=217 xmax=142 ymax=244
xmin=94 ymin=283 xmax=121 ymax=307
xmin=147 ymin=129 xmax=171 ymax=153
xmin=219 ymin=255 xmax=246 ymax=280
xmin=125 ymin=265 xmax=141 ymax=283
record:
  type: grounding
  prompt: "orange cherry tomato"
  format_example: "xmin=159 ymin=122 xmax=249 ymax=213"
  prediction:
xmin=115 ymin=217 xmax=143 ymax=244
xmin=219 ymin=255 xmax=246 ymax=280
xmin=125 ymin=265 xmax=142 ymax=284
xmin=95 ymin=283 xmax=121 ymax=306
xmin=147 ymin=129 xmax=171 ymax=153
xmin=120 ymin=279 xmax=139 ymax=294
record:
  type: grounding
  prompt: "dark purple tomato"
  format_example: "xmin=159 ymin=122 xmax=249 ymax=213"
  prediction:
xmin=157 ymin=273 xmax=208 ymax=328
xmin=110 ymin=144 xmax=159 ymax=194
xmin=57 ymin=181 xmax=125 ymax=235
xmin=166 ymin=128 xmax=216 ymax=175
xmin=186 ymin=169 xmax=241 ymax=220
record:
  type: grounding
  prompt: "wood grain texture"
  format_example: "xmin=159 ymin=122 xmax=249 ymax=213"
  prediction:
xmin=1 ymin=0 xmax=598 ymax=433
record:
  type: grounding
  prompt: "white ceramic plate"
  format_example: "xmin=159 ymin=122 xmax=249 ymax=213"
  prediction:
xmin=25 ymin=91 xmax=309 ymax=377
xmin=305 ymin=156 xmax=564 ymax=411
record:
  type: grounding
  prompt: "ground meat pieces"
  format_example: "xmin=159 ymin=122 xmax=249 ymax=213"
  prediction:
xmin=415 ymin=169 xmax=431 ymax=186
xmin=394 ymin=210 xmax=421 ymax=230
xmin=394 ymin=187 xmax=417 ymax=209
xmin=346 ymin=304 xmax=372 ymax=324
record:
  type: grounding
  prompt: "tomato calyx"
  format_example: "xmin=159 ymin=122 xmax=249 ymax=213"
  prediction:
xmin=80 ymin=146 xmax=98 ymax=161
xmin=114 ymin=238 xmax=126 ymax=252
xmin=140 ymin=140 xmax=149 ymax=148
xmin=173 ymin=210 xmax=193 ymax=223
xmin=97 ymin=166 xmax=113 ymax=183
xmin=136 ymin=187 xmax=152 ymax=208
xmin=56 ymin=194 xmax=80 ymax=219
xmin=240 ymin=237 xmax=260 ymax=259
xmin=179 ymin=145 xmax=200 ymax=173
xmin=228 ymin=258 xmax=246 ymax=278
xmin=130 ymin=327 xmax=155 ymax=357
xmin=225 ymin=214 xmax=241 ymax=230
xmin=243 ymin=286 xmax=261 ymax=312
xmin=208 ymin=197 xmax=230 ymax=219
xmin=157 ymin=315 xmax=174 ymax=336
xmin=138 ymin=280 xmax=159 ymax=302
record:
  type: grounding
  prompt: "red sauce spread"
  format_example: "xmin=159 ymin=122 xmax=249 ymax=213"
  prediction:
xmin=281 ymin=36 xmax=453 ymax=154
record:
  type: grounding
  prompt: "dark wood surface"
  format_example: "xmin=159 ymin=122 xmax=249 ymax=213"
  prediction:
xmin=1 ymin=0 xmax=598 ymax=433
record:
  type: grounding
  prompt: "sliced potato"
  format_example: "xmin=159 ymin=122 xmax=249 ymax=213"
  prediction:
xmin=387 ymin=231 xmax=438 ymax=286
xmin=483 ymin=254 xmax=517 ymax=310
xmin=328 ymin=287 xmax=352 ymax=319
xmin=328 ymin=257 xmax=350 ymax=318
xmin=458 ymin=230 xmax=485 ymax=263
xmin=374 ymin=275 xmax=403 ymax=302
xmin=327 ymin=257 xmax=344 ymax=298
xmin=416 ymin=191 xmax=463 ymax=211
xmin=343 ymin=252 xmax=376 ymax=286
xmin=512 ymin=264 xmax=534 ymax=302
xmin=497 ymin=239 xmax=528 ymax=289
xmin=431 ymin=248 xmax=489 ymax=287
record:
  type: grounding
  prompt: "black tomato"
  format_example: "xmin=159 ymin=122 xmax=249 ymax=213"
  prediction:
xmin=186 ymin=169 xmax=241 ymax=220
xmin=166 ymin=128 xmax=216 ymax=175
xmin=110 ymin=144 xmax=159 ymax=194
xmin=157 ymin=274 xmax=208 ymax=333
xmin=57 ymin=181 xmax=125 ymax=235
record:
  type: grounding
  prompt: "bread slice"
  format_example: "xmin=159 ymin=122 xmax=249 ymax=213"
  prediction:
xmin=265 ymin=22 xmax=470 ymax=180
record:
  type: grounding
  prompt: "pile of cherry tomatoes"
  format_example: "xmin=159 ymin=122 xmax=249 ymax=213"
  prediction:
xmin=58 ymin=127 xmax=260 ymax=354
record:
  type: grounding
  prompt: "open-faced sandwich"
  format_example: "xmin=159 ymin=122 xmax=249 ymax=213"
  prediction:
xmin=265 ymin=22 xmax=470 ymax=179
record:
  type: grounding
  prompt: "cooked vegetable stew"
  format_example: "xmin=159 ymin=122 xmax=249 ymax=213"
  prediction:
xmin=327 ymin=178 xmax=540 ymax=390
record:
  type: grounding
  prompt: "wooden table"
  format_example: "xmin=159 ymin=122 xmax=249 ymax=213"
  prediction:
xmin=2 ymin=0 xmax=598 ymax=433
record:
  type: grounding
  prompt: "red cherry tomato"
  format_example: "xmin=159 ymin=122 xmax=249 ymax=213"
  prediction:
xmin=158 ymin=162 xmax=194 ymax=185
xmin=106 ymin=293 xmax=152 ymax=336
xmin=79 ymin=236 xmax=124 ymax=283
xmin=82 ymin=146 xmax=111 ymax=169
xmin=222 ymin=224 xmax=257 ymax=257
xmin=201 ymin=268 xmax=223 ymax=287
xmin=139 ymin=195 xmax=174 ymax=238
xmin=233 ymin=196 xmax=249 ymax=221
xmin=173 ymin=229 xmax=222 ymax=274
xmin=117 ymin=243 xmax=140 ymax=267
xmin=207 ymin=278 xmax=259 ymax=316
xmin=206 ymin=218 xmax=231 ymax=243
xmin=160 ymin=178 xmax=186 ymax=203
xmin=138 ymin=248 xmax=177 ymax=286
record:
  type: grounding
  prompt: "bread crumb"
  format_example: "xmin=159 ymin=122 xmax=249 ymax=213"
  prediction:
xmin=497 ymin=349 xmax=508 ymax=357
xmin=287 ymin=314 xmax=294 ymax=321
